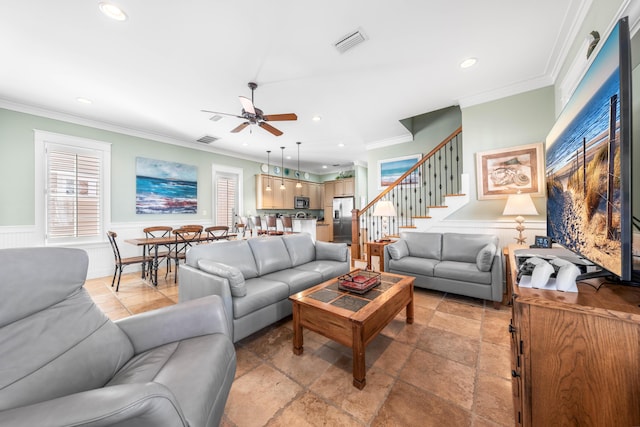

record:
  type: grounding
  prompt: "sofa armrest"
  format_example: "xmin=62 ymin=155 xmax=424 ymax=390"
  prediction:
xmin=178 ymin=264 xmax=234 ymax=336
xmin=0 ymin=383 xmax=187 ymax=427
xmin=116 ymin=294 xmax=231 ymax=354
xmin=490 ymin=254 xmax=504 ymax=302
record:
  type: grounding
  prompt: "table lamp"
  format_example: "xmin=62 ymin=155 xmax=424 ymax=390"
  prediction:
xmin=502 ymin=192 xmax=538 ymax=244
xmin=372 ymin=200 xmax=397 ymax=241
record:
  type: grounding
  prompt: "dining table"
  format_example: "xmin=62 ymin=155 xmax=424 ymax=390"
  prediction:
xmin=125 ymin=232 xmax=235 ymax=286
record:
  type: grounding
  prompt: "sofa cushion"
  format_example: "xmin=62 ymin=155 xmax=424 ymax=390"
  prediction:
xmin=282 ymin=233 xmax=316 ymax=267
xmin=441 ymin=233 xmax=499 ymax=264
xmin=107 ymin=334 xmax=236 ymax=427
xmin=187 ymin=240 xmax=258 ymax=279
xmin=476 ymin=243 xmax=497 ymax=272
xmin=316 ymin=241 xmax=348 ymax=262
xmin=232 ymin=278 xmax=290 ymax=319
xmin=388 ymin=256 xmax=438 ymax=277
xmin=294 ymin=260 xmax=350 ymax=281
xmin=262 ymin=269 xmax=323 ymax=294
xmin=387 ymin=240 xmax=409 ymax=260
xmin=401 ymin=232 xmax=442 ymax=259
xmin=197 ymin=260 xmax=246 ymax=297
xmin=247 ymin=237 xmax=293 ymax=276
xmin=434 ymin=261 xmax=493 ymax=285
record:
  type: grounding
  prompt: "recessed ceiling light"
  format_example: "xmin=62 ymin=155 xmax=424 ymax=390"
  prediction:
xmin=460 ymin=58 xmax=477 ymax=69
xmin=312 ymin=115 xmax=322 ymax=122
xmin=338 ymin=143 xmax=344 ymax=147
xmin=99 ymin=2 xmax=128 ymax=21
xmin=76 ymin=97 xmax=92 ymax=104
xmin=322 ymin=165 xmax=327 ymax=169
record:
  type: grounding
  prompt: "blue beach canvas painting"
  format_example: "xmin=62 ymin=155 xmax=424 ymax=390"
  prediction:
xmin=377 ymin=154 xmax=421 ymax=189
xmin=136 ymin=157 xmax=198 ymax=214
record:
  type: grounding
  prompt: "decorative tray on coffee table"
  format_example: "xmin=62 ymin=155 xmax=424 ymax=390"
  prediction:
xmin=338 ymin=269 xmax=381 ymax=294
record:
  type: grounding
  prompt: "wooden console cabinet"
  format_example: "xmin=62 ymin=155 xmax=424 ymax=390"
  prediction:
xmin=506 ymin=244 xmax=640 ymax=426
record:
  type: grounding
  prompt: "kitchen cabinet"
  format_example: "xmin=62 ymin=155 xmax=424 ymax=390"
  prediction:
xmin=333 ymin=177 xmax=354 ymax=196
xmin=324 ymin=181 xmax=334 ymax=206
xmin=506 ymin=244 xmax=640 ymax=427
xmin=256 ymin=174 xmax=320 ymax=210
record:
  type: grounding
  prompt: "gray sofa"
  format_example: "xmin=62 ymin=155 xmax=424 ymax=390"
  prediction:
xmin=384 ymin=232 xmax=503 ymax=308
xmin=179 ymin=232 xmax=350 ymax=342
xmin=0 ymin=247 xmax=236 ymax=427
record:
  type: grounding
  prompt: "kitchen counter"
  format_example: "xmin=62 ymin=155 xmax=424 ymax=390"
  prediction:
xmin=292 ymin=218 xmax=316 ymax=240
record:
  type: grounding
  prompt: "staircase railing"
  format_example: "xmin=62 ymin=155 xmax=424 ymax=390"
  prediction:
xmin=351 ymin=126 xmax=463 ymax=262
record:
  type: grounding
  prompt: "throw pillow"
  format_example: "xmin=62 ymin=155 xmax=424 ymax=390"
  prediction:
xmin=197 ymin=260 xmax=246 ymax=297
xmin=315 ymin=241 xmax=348 ymax=262
xmin=476 ymin=242 xmax=497 ymax=272
xmin=387 ymin=240 xmax=408 ymax=260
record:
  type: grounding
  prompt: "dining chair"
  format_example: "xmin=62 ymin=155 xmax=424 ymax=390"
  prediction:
xmin=205 ymin=225 xmax=229 ymax=241
xmin=167 ymin=225 xmax=203 ymax=283
xmin=251 ymin=216 xmax=267 ymax=235
xmin=266 ymin=215 xmax=284 ymax=235
xmin=142 ymin=226 xmax=172 ymax=279
xmin=107 ymin=231 xmax=148 ymax=292
xmin=233 ymin=217 xmax=247 ymax=238
xmin=281 ymin=215 xmax=294 ymax=234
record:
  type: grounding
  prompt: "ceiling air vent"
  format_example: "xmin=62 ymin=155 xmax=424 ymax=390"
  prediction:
xmin=196 ymin=135 xmax=219 ymax=144
xmin=334 ymin=29 xmax=367 ymax=54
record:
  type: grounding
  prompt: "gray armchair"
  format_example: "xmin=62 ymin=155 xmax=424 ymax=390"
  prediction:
xmin=0 ymin=247 xmax=236 ymax=427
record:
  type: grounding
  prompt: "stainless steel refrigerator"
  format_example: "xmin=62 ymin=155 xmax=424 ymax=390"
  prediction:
xmin=332 ymin=196 xmax=354 ymax=244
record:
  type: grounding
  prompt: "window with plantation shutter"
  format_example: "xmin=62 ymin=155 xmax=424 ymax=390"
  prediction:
xmin=215 ymin=174 xmax=237 ymax=227
xmin=47 ymin=147 xmax=101 ymax=240
xmin=35 ymin=130 xmax=111 ymax=245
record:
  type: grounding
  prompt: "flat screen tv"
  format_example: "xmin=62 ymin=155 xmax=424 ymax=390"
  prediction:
xmin=545 ymin=17 xmax=636 ymax=282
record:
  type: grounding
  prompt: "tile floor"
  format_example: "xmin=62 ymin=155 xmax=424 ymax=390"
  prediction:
xmin=85 ymin=269 xmax=515 ymax=427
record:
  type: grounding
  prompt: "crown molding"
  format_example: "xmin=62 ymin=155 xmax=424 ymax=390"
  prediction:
xmin=365 ymin=132 xmax=413 ymax=151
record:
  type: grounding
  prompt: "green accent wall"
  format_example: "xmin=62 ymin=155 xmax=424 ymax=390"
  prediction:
xmin=0 ymin=107 xmax=265 ymax=226
xmin=452 ymin=86 xmax=555 ymax=220
xmin=367 ymin=106 xmax=462 ymax=200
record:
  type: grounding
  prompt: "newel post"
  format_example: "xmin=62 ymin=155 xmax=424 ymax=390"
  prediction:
xmin=351 ymin=209 xmax=360 ymax=266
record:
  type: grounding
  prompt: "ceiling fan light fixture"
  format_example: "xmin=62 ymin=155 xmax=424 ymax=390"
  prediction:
xmin=266 ymin=150 xmax=272 ymax=192
xmin=296 ymin=142 xmax=302 ymax=188
xmin=280 ymin=146 xmax=285 ymax=190
xmin=98 ymin=2 xmax=128 ymax=21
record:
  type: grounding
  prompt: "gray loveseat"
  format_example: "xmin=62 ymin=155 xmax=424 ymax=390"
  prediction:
xmin=0 ymin=247 xmax=236 ymax=427
xmin=384 ymin=232 xmax=503 ymax=308
xmin=179 ymin=232 xmax=350 ymax=342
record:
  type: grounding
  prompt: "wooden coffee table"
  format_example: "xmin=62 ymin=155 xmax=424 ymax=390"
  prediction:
xmin=289 ymin=270 xmax=414 ymax=389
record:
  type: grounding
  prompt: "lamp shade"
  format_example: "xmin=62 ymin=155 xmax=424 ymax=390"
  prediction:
xmin=372 ymin=200 xmax=397 ymax=217
xmin=503 ymin=193 xmax=538 ymax=216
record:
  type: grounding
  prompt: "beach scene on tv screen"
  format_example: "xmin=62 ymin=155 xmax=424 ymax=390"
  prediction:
xmin=545 ymin=24 xmax=622 ymax=276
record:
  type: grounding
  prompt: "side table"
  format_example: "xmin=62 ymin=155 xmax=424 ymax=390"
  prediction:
xmin=366 ymin=241 xmax=391 ymax=272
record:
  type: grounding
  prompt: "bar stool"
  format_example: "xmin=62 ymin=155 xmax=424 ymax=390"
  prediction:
xmin=281 ymin=215 xmax=294 ymax=234
xmin=266 ymin=215 xmax=284 ymax=235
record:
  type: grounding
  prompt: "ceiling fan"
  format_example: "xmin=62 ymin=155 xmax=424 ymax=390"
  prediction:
xmin=201 ymin=82 xmax=297 ymax=136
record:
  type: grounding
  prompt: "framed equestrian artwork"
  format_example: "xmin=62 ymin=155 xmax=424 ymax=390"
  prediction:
xmin=475 ymin=142 xmax=544 ymax=200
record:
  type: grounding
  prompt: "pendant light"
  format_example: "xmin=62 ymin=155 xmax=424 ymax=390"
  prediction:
xmin=296 ymin=142 xmax=302 ymax=188
xmin=265 ymin=150 xmax=272 ymax=192
xmin=279 ymin=146 xmax=286 ymax=190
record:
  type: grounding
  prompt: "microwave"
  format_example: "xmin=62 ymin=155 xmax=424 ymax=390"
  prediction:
xmin=294 ymin=196 xmax=310 ymax=209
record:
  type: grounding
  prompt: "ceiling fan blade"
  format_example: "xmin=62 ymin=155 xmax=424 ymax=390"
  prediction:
xmin=238 ymin=96 xmax=255 ymax=115
xmin=263 ymin=113 xmax=298 ymax=121
xmin=200 ymin=110 xmax=244 ymax=119
xmin=259 ymin=122 xmax=283 ymax=136
xmin=230 ymin=122 xmax=250 ymax=133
